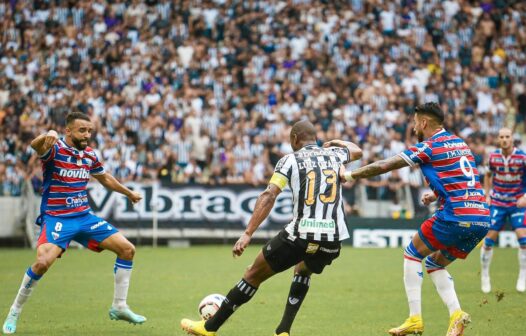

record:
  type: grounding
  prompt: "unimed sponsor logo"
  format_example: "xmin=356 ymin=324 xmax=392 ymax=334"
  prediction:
xmin=58 ymin=168 xmax=89 ymax=179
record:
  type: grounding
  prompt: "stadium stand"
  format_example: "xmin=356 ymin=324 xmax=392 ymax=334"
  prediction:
xmin=1 ymin=0 xmax=525 ymax=218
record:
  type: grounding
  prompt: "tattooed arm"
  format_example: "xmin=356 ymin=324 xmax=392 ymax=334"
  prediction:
xmin=341 ymin=155 xmax=409 ymax=182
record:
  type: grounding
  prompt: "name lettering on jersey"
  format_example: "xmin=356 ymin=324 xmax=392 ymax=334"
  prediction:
xmin=66 ymin=193 xmax=89 ymax=207
xmin=58 ymin=168 xmax=90 ymax=179
xmin=463 ymin=201 xmax=485 ymax=209
xmin=446 ymin=149 xmax=471 ymax=159
xmin=298 ymin=161 xmax=317 ymax=170
xmin=443 ymin=142 xmax=466 ymax=149
xmin=318 ymin=161 xmax=337 ymax=169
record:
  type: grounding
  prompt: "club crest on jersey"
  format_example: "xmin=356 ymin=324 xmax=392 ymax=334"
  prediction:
xmin=58 ymin=168 xmax=89 ymax=179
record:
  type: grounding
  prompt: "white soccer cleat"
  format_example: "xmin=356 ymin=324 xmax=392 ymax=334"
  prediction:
xmin=481 ymin=274 xmax=491 ymax=293
xmin=516 ymin=274 xmax=526 ymax=293
xmin=2 ymin=308 xmax=20 ymax=334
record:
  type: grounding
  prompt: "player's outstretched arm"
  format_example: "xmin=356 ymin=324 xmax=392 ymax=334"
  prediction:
xmin=323 ymin=139 xmax=363 ymax=161
xmin=232 ymin=183 xmax=282 ymax=257
xmin=342 ymin=155 xmax=408 ymax=182
xmin=30 ymin=130 xmax=59 ymax=156
xmin=92 ymin=172 xmax=142 ymax=204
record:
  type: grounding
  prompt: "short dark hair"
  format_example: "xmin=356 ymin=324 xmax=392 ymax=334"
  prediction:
xmin=66 ymin=112 xmax=90 ymax=126
xmin=291 ymin=120 xmax=316 ymax=141
xmin=414 ymin=102 xmax=444 ymax=124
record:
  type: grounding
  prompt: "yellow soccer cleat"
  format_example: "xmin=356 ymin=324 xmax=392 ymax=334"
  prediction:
xmin=181 ymin=318 xmax=217 ymax=336
xmin=388 ymin=315 xmax=424 ymax=335
xmin=446 ymin=310 xmax=471 ymax=336
xmin=274 ymin=333 xmax=289 ymax=336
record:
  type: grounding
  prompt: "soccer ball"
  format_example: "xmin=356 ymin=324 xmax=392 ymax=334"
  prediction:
xmin=198 ymin=294 xmax=226 ymax=320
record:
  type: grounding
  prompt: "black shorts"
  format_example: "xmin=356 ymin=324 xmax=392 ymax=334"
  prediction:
xmin=262 ymin=230 xmax=341 ymax=274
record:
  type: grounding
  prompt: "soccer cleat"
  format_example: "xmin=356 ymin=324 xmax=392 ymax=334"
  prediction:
xmin=274 ymin=333 xmax=289 ymax=336
xmin=388 ymin=315 xmax=424 ymax=335
xmin=481 ymin=274 xmax=491 ymax=293
xmin=108 ymin=307 xmax=146 ymax=325
xmin=2 ymin=308 xmax=20 ymax=334
xmin=446 ymin=310 xmax=470 ymax=336
xmin=181 ymin=318 xmax=216 ymax=336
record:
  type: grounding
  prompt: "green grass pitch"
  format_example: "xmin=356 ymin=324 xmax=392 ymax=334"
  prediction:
xmin=0 ymin=246 xmax=524 ymax=335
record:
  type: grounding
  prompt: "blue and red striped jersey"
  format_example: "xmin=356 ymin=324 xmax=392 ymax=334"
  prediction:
xmin=488 ymin=148 xmax=526 ymax=207
xmin=39 ymin=139 xmax=105 ymax=217
xmin=399 ymin=129 xmax=490 ymax=223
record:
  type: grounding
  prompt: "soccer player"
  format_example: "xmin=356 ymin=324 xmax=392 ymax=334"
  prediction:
xmin=180 ymin=120 xmax=362 ymax=336
xmin=2 ymin=112 xmax=146 ymax=334
xmin=480 ymin=127 xmax=526 ymax=293
xmin=342 ymin=102 xmax=490 ymax=336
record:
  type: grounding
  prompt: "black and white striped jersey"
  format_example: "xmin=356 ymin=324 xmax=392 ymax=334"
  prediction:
xmin=270 ymin=144 xmax=351 ymax=242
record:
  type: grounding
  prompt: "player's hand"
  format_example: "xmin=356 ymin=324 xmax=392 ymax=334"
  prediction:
xmin=486 ymin=194 xmax=491 ymax=206
xmin=233 ymin=232 xmax=251 ymax=257
xmin=421 ymin=192 xmax=437 ymax=206
xmin=44 ymin=130 xmax=59 ymax=148
xmin=517 ymin=195 xmax=526 ymax=208
xmin=323 ymin=140 xmax=340 ymax=148
xmin=127 ymin=191 xmax=142 ymax=204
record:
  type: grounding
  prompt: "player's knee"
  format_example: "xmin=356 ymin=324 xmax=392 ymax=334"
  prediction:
xmin=119 ymin=242 xmax=135 ymax=260
xmin=404 ymin=242 xmax=424 ymax=261
xmin=424 ymin=255 xmax=445 ymax=273
xmin=33 ymin=257 xmax=52 ymax=274
xmin=484 ymin=237 xmax=496 ymax=249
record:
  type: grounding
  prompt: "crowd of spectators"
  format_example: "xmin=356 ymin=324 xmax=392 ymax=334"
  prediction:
xmin=1 ymin=0 xmax=526 ymax=216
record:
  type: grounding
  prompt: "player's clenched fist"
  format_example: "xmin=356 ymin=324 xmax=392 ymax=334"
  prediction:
xmin=127 ymin=191 xmax=143 ymax=204
xmin=44 ymin=130 xmax=59 ymax=148
xmin=421 ymin=191 xmax=437 ymax=206
xmin=232 ymin=233 xmax=251 ymax=257
xmin=517 ymin=195 xmax=526 ymax=208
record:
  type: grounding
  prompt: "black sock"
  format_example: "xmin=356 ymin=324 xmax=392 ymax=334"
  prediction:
xmin=275 ymin=274 xmax=311 ymax=334
xmin=205 ymin=278 xmax=258 ymax=331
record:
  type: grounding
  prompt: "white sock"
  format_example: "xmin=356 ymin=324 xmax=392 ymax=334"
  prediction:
xmin=404 ymin=258 xmax=423 ymax=316
xmin=113 ymin=258 xmax=133 ymax=309
xmin=519 ymin=248 xmax=526 ymax=277
xmin=480 ymin=247 xmax=493 ymax=277
xmin=429 ymin=269 xmax=460 ymax=316
xmin=11 ymin=268 xmax=41 ymax=312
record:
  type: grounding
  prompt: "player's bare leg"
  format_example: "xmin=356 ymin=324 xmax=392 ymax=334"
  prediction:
xmin=99 ymin=233 xmax=146 ymax=325
xmin=3 ymin=243 xmax=62 ymax=334
xmin=515 ymin=228 xmax=526 ymax=292
xmin=182 ymin=251 xmax=276 ymax=335
xmin=480 ymin=230 xmax=498 ymax=293
xmin=388 ymin=234 xmax=431 ymax=335
xmin=274 ymin=262 xmax=312 ymax=336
